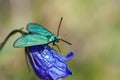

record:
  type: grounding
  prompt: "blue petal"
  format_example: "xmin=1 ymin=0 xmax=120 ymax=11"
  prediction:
xmin=26 ymin=45 xmax=74 ymax=80
xmin=51 ymin=50 xmax=74 ymax=62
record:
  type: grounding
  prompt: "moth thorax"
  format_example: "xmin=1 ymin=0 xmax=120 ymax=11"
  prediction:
xmin=49 ymin=36 xmax=58 ymax=42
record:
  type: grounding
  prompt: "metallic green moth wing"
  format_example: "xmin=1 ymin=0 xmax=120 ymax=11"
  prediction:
xmin=13 ymin=34 xmax=49 ymax=48
xmin=27 ymin=23 xmax=55 ymax=37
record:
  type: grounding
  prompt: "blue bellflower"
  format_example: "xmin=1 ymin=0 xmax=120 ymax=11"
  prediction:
xmin=25 ymin=45 xmax=74 ymax=80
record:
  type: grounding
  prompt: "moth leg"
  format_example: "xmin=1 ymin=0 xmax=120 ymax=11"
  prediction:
xmin=53 ymin=42 xmax=61 ymax=52
xmin=25 ymin=47 xmax=31 ymax=72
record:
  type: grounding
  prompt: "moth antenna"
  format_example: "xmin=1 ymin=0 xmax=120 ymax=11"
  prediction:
xmin=0 ymin=28 xmax=26 ymax=50
xmin=57 ymin=17 xmax=63 ymax=37
xmin=60 ymin=39 xmax=72 ymax=45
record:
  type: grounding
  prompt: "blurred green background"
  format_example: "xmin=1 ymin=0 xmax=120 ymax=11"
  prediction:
xmin=0 ymin=0 xmax=120 ymax=80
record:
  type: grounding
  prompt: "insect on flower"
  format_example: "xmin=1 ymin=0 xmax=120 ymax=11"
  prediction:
xmin=25 ymin=44 xmax=74 ymax=80
xmin=0 ymin=17 xmax=71 ymax=51
xmin=0 ymin=17 xmax=74 ymax=80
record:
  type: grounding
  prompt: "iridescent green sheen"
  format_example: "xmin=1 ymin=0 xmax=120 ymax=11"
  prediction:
xmin=14 ymin=23 xmax=59 ymax=48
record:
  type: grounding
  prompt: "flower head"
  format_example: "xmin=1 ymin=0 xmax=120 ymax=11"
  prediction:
xmin=26 ymin=45 xmax=74 ymax=80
